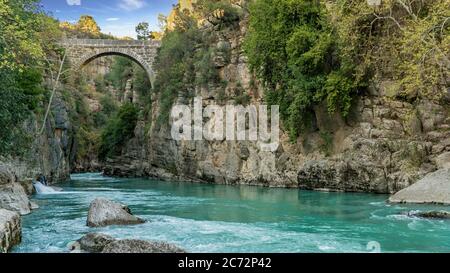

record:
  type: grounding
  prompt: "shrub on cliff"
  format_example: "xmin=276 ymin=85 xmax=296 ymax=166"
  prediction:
xmin=195 ymin=0 xmax=242 ymax=27
xmin=245 ymin=0 xmax=449 ymax=141
xmin=98 ymin=103 xmax=138 ymax=161
xmin=244 ymin=0 xmax=360 ymax=140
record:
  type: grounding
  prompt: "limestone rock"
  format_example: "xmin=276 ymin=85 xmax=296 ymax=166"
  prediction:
xmin=18 ymin=179 xmax=35 ymax=196
xmin=86 ymin=198 xmax=145 ymax=227
xmin=0 ymin=209 xmax=22 ymax=253
xmin=436 ymin=152 xmax=450 ymax=169
xmin=75 ymin=233 xmax=115 ymax=253
xmin=101 ymin=239 xmax=186 ymax=254
xmin=0 ymin=167 xmax=33 ymax=215
xmin=389 ymin=169 xmax=450 ymax=204
xmin=71 ymin=233 xmax=186 ymax=253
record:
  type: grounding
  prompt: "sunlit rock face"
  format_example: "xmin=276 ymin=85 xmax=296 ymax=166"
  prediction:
xmin=86 ymin=198 xmax=145 ymax=227
xmin=0 ymin=166 xmax=36 ymax=216
xmin=389 ymin=169 xmax=450 ymax=205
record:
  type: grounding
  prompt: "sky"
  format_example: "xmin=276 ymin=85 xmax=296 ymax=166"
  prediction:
xmin=40 ymin=0 xmax=179 ymax=38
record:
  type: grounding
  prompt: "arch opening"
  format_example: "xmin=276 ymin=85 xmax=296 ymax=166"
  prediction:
xmin=76 ymin=51 xmax=155 ymax=88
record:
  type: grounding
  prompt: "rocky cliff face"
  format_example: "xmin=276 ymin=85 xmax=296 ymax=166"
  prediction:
xmin=0 ymin=91 xmax=73 ymax=184
xmin=103 ymin=2 xmax=449 ymax=194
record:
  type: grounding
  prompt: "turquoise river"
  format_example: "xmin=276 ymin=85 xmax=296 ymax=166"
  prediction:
xmin=12 ymin=173 xmax=450 ymax=253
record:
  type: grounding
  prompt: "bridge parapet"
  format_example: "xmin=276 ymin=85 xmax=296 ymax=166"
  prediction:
xmin=59 ymin=39 xmax=161 ymax=47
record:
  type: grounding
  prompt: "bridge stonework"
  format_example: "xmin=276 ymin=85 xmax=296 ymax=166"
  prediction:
xmin=59 ymin=39 xmax=161 ymax=85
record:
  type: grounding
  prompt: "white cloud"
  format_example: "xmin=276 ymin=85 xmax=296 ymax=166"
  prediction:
xmin=106 ymin=18 xmax=120 ymax=21
xmin=118 ymin=0 xmax=146 ymax=11
xmin=66 ymin=0 xmax=81 ymax=6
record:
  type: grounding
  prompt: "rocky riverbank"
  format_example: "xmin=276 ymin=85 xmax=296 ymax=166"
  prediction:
xmin=390 ymin=168 xmax=450 ymax=205
xmin=0 ymin=166 xmax=36 ymax=252
xmin=0 ymin=209 xmax=21 ymax=253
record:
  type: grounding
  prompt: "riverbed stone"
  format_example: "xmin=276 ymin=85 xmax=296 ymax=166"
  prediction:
xmin=408 ymin=211 xmax=450 ymax=219
xmin=71 ymin=233 xmax=186 ymax=253
xmin=86 ymin=198 xmax=145 ymax=227
xmin=75 ymin=233 xmax=115 ymax=253
xmin=0 ymin=209 xmax=22 ymax=253
xmin=389 ymin=169 xmax=450 ymax=204
xmin=101 ymin=239 xmax=186 ymax=253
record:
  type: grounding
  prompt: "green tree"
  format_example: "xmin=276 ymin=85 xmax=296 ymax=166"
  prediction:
xmin=136 ymin=22 xmax=150 ymax=40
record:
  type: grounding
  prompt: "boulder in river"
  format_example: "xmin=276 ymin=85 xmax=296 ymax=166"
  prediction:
xmin=71 ymin=233 xmax=186 ymax=253
xmin=71 ymin=233 xmax=115 ymax=253
xmin=102 ymin=239 xmax=186 ymax=253
xmin=86 ymin=198 xmax=145 ymax=227
xmin=407 ymin=211 xmax=450 ymax=220
xmin=0 ymin=209 xmax=22 ymax=253
xmin=389 ymin=169 xmax=450 ymax=205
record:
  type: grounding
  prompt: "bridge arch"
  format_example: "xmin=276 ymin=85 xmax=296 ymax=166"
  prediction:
xmin=59 ymin=39 xmax=160 ymax=87
xmin=76 ymin=49 xmax=155 ymax=86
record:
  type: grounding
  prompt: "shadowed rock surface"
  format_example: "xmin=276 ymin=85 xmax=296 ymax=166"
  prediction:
xmin=86 ymin=198 xmax=145 ymax=227
xmin=75 ymin=233 xmax=115 ymax=253
xmin=102 ymin=239 xmax=186 ymax=253
xmin=71 ymin=233 xmax=186 ymax=253
xmin=0 ymin=209 xmax=21 ymax=253
xmin=389 ymin=169 xmax=450 ymax=205
xmin=408 ymin=211 xmax=450 ymax=219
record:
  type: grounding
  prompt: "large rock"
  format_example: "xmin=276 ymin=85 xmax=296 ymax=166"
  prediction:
xmin=70 ymin=233 xmax=186 ymax=253
xmin=0 ymin=166 xmax=33 ymax=215
xmin=102 ymin=239 xmax=186 ymax=254
xmin=407 ymin=211 xmax=450 ymax=219
xmin=0 ymin=209 xmax=22 ymax=253
xmin=389 ymin=169 xmax=450 ymax=204
xmin=0 ymin=183 xmax=32 ymax=215
xmin=86 ymin=198 xmax=145 ymax=227
xmin=71 ymin=233 xmax=115 ymax=253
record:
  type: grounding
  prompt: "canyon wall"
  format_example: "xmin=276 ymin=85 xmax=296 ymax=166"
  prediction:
xmin=103 ymin=2 xmax=449 ymax=194
xmin=0 ymin=93 xmax=73 ymax=184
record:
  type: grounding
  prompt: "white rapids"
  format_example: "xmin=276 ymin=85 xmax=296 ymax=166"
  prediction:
xmin=33 ymin=182 xmax=60 ymax=194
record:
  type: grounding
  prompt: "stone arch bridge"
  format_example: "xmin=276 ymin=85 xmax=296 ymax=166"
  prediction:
xmin=59 ymin=39 xmax=161 ymax=85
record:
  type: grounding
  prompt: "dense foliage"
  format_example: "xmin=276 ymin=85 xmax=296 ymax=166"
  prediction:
xmin=245 ymin=0 xmax=449 ymax=139
xmin=152 ymin=12 xmax=201 ymax=126
xmin=153 ymin=1 xmax=239 ymax=126
xmin=98 ymin=103 xmax=139 ymax=160
xmin=329 ymin=0 xmax=449 ymax=101
xmin=0 ymin=0 xmax=61 ymax=155
xmin=244 ymin=0 xmax=361 ymax=139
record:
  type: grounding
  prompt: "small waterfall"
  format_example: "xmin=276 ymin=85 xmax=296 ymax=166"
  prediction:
xmin=33 ymin=182 xmax=58 ymax=194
